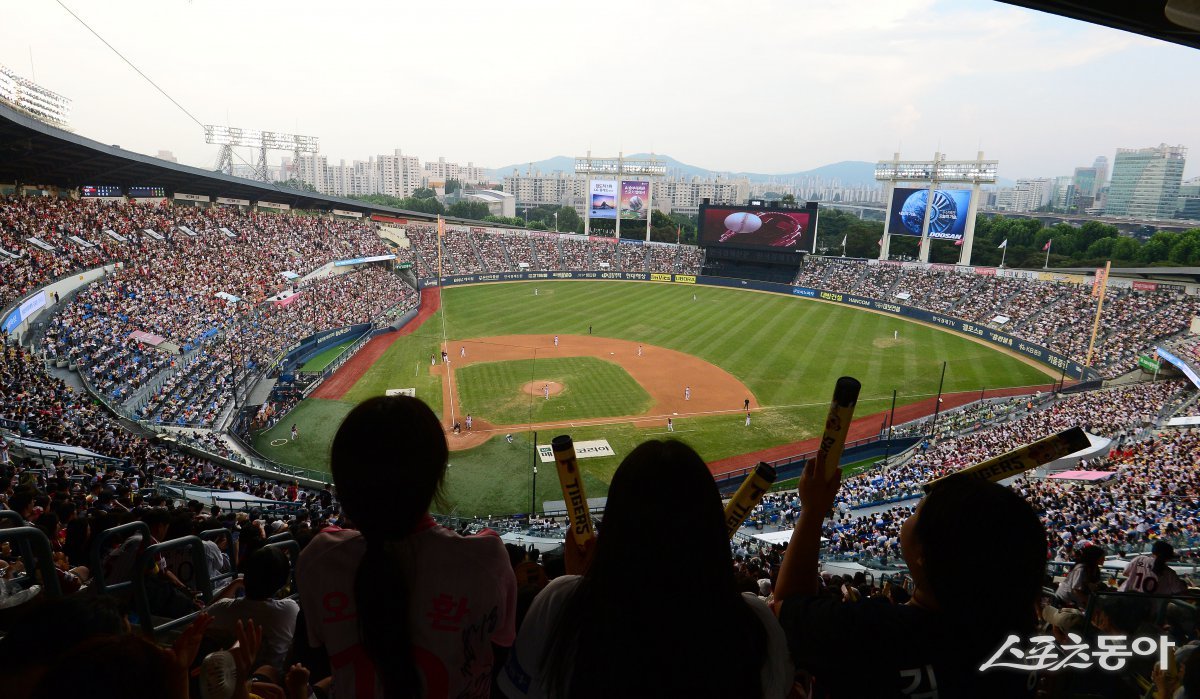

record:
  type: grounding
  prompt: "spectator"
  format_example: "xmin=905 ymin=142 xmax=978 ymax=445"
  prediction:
xmin=204 ymin=546 xmax=299 ymax=672
xmin=499 ymin=440 xmax=791 ymax=698
xmin=1053 ymin=545 xmax=1107 ymax=608
xmin=1119 ymin=540 xmax=1188 ymax=595
xmin=297 ymin=396 xmax=516 ymax=697
xmin=774 ymin=466 xmax=1046 ymax=697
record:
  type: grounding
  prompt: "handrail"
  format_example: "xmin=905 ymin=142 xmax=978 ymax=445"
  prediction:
xmin=0 ymin=526 xmax=62 ymax=597
xmin=131 ymin=534 xmax=214 ymax=637
xmin=89 ymin=520 xmax=150 ymax=596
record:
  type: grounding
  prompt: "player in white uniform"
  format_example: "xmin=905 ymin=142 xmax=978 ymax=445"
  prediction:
xmin=685 ymin=386 xmax=691 ymax=401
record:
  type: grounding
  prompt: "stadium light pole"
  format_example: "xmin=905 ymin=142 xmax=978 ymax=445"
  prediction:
xmin=929 ymin=361 xmax=947 ymax=438
xmin=554 ymin=212 xmax=558 ymax=232
xmin=531 ymin=430 xmax=538 ymax=516
xmin=883 ymin=389 xmax=897 ymax=467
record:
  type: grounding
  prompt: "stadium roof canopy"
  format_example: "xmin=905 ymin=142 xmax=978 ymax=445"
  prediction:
xmin=1054 ymin=267 xmax=1200 ymax=284
xmin=997 ymin=1 xmax=1200 ymax=50
xmin=0 ymin=101 xmax=493 ymax=225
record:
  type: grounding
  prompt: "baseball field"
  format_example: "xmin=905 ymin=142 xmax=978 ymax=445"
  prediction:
xmin=254 ymin=280 xmax=1055 ymax=515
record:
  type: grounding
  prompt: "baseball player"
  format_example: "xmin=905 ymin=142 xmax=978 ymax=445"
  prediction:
xmin=441 ymin=350 xmax=448 ymax=363
xmin=554 ymin=335 xmax=559 ymax=347
xmin=460 ymin=346 xmax=466 ymax=358
xmin=684 ymin=386 xmax=691 ymax=401
xmin=543 ymin=384 xmax=550 ymax=400
xmin=465 ymin=414 xmax=473 ymax=431
xmin=290 ymin=424 xmax=299 ymax=441
xmin=743 ymin=398 xmax=750 ymax=411
xmin=637 ymin=344 xmax=643 ymax=357
xmin=745 ymin=412 xmax=751 ymax=427
xmin=667 ymin=417 xmax=674 ymax=432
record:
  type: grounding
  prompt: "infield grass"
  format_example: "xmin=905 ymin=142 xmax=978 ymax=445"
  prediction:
xmin=264 ymin=280 xmax=1054 ymax=514
xmin=456 ymin=357 xmax=651 ymax=425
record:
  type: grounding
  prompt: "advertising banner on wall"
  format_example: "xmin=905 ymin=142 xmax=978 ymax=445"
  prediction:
xmin=589 ymin=180 xmax=618 ymax=219
xmin=619 ymin=180 xmax=650 ymax=221
xmin=887 ymin=188 xmax=972 ymax=241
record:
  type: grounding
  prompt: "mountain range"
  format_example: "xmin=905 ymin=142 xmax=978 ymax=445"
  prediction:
xmin=488 ymin=154 xmax=1014 ymax=188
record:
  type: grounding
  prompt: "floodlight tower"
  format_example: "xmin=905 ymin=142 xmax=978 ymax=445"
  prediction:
xmin=874 ymin=152 xmax=997 ymax=265
xmin=204 ymin=125 xmax=320 ymax=181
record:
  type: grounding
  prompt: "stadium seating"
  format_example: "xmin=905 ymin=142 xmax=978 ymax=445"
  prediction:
xmin=5 ymin=193 xmax=1200 ymax=698
xmin=796 ymin=257 xmax=1200 ymax=378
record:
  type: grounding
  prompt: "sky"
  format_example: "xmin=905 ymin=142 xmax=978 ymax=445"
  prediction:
xmin=4 ymin=0 xmax=1199 ymax=180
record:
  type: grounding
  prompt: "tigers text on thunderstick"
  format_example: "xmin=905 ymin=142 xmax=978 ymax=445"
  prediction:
xmin=552 ymin=435 xmax=595 ymax=547
xmin=923 ymin=426 xmax=1090 ymax=492
xmin=817 ymin=376 xmax=862 ymax=480
xmin=723 ymin=462 xmax=777 ymax=539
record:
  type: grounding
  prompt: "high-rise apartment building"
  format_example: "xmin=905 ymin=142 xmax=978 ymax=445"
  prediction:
xmin=1093 ymin=156 xmax=1109 ymax=188
xmin=424 ymin=157 xmax=487 ymax=186
xmin=0 ymin=65 xmax=71 ymax=130
xmin=1051 ymin=176 xmax=1076 ymax=212
xmin=996 ymin=178 xmax=1053 ymax=213
xmin=1104 ymin=144 xmax=1187 ymax=219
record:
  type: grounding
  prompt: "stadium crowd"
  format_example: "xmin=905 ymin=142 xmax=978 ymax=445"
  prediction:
xmin=4 ymin=194 xmax=1200 ymax=697
xmin=795 ymin=256 xmax=1200 ymax=378
xmin=7 ymin=384 xmax=1198 ymax=697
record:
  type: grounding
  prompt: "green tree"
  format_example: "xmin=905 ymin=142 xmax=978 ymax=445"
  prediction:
xmin=1111 ymin=236 xmax=1139 ymax=261
xmin=1138 ymin=239 xmax=1169 ymax=263
xmin=554 ymin=206 xmax=581 ymax=233
xmin=412 ymin=187 xmax=436 ymax=199
xmin=780 ymin=194 xmax=797 ymax=205
xmin=276 ymin=178 xmax=317 ymax=192
xmin=447 ymin=200 xmax=490 ymax=220
xmin=445 ymin=179 xmax=462 ymax=195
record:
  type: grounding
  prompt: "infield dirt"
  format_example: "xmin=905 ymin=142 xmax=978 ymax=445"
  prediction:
xmin=437 ymin=334 xmax=757 ymax=450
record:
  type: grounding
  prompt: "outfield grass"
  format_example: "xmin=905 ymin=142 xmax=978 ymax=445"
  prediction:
xmin=300 ymin=340 xmax=354 ymax=372
xmin=456 ymin=357 xmax=651 ymax=425
xmin=268 ymin=281 xmax=1053 ymax=514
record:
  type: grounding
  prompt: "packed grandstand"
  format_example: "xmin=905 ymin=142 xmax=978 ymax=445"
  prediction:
xmin=1 ymin=187 xmax=1200 ymax=698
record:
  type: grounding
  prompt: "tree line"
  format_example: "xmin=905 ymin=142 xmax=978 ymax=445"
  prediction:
xmin=815 ymin=209 xmax=1200 ymax=268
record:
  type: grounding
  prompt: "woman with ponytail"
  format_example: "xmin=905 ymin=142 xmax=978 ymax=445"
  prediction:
xmin=1120 ymin=540 xmax=1188 ymax=595
xmin=498 ymin=440 xmax=792 ymax=699
xmin=298 ymin=396 xmax=517 ymax=698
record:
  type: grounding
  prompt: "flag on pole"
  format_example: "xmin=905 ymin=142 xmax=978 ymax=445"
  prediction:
xmin=954 ymin=239 xmax=964 ymax=247
xmin=676 ymin=224 xmax=681 ymax=243
xmin=877 ymin=238 xmax=883 ymax=247
xmin=841 ymin=235 xmax=847 ymax=247
xmin=1043 ymin=239 xmax=1052 ymax=252
xmin=998 ymin=239 xmax=1008 ymax=249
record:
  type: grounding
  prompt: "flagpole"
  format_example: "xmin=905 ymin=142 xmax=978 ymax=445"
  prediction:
xmin=1043 ymin=239 xmax=1051 ymax=269
xmin=1000 ymin=243 xmax=1007 ymax=268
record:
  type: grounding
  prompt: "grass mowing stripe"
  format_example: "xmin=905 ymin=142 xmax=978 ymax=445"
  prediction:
xmin=274 ymin=280 xmax=1053 ymax=515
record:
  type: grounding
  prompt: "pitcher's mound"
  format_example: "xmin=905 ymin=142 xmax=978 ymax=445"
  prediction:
xmin=523 ymin=381 xmax=564 ymax=397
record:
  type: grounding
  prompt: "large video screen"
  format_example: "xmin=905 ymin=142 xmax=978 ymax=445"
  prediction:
xmin=887 ymin=187 xmax=972 ymax=240
xmin=699 ymin=206 xmax=814 ymax=251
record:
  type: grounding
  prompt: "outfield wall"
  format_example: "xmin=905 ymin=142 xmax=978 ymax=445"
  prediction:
xmin=418 ymin=271 xmax=1096 ymax=380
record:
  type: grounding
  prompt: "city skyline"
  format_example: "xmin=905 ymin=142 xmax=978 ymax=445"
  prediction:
xmin=4 ymin=0 xmax=1199 ymax=180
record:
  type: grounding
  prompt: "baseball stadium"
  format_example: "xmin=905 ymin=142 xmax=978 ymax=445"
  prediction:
xmin=3 ymin=1 xmax=1200 ymax=697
